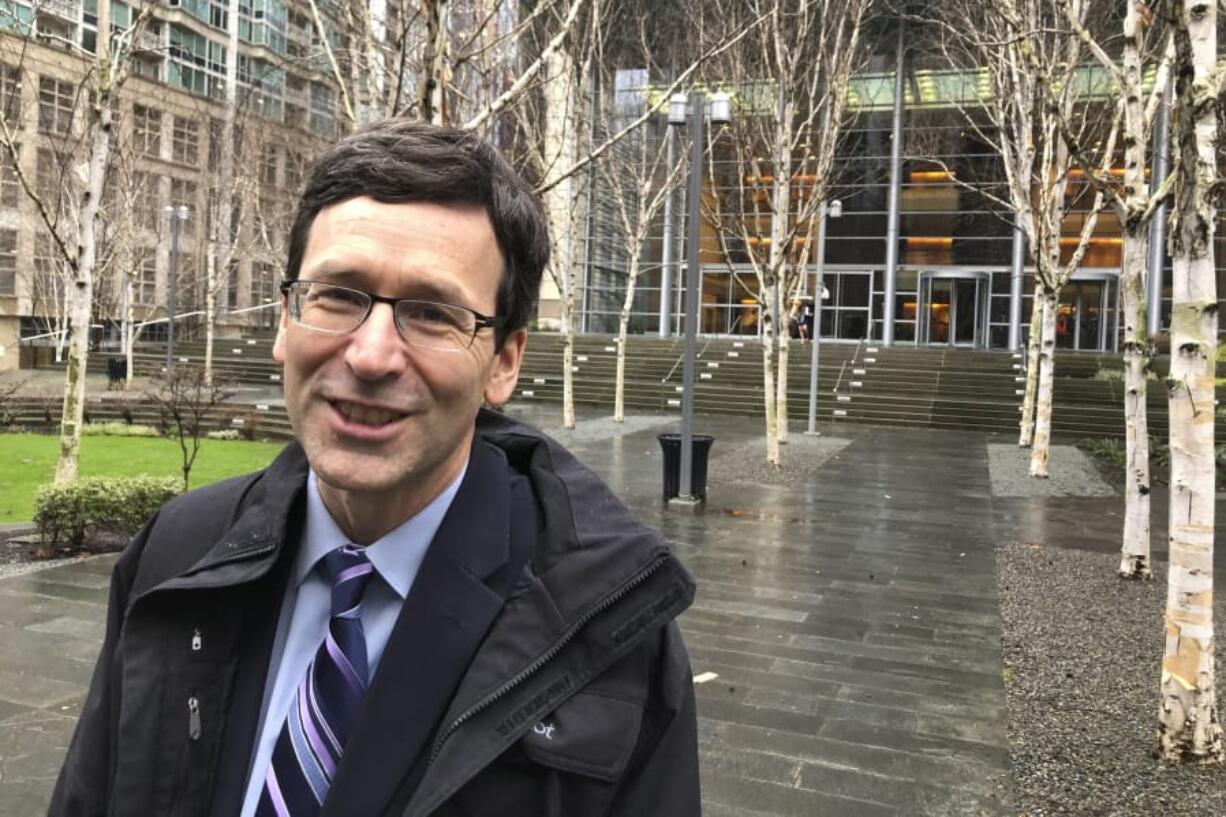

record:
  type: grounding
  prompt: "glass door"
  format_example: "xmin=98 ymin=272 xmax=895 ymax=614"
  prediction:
xmin=917 ymin=272 xmax=989 ymax=347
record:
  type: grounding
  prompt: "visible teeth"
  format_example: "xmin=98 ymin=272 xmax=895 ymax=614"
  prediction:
xmin=336 ymin=401 xmax=400 ymax=426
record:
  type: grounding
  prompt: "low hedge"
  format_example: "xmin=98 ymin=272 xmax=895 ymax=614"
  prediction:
xmin=34 ymin=475 xmax=181 ymax=549
xmin=82 ymin=422 xmax=161 ymax=438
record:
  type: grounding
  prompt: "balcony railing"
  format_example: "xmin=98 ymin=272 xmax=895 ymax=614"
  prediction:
xmin=34 ymin=0 xmax=80 ymax=22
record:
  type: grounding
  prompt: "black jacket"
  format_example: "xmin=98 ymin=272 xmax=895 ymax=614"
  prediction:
xmin=49 ymin=410 xmax=700 ymax=817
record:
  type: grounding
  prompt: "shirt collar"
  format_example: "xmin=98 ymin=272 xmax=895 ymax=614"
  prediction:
xmin=297 ymin=461 xmax=470 ymax=599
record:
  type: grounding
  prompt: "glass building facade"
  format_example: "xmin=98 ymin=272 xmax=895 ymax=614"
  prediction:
xmin=580 ymin=50 xmax=1226 ymax=352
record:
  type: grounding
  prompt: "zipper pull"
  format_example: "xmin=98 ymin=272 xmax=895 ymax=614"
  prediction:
xmin=191 ymin=628 xmax=202 ymax=652
xmin=188 ymin=696 xmax=201 ymax=741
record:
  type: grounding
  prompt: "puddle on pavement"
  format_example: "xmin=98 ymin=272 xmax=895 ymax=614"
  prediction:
xmin=720 ymin=507 xmax=814 ymax=525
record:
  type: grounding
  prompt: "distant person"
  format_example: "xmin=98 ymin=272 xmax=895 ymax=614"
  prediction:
xmin=51 ymin=121 xmax=700 ymax=817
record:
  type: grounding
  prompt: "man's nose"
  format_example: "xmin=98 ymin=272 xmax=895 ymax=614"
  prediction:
xmin=344 ymin=301 xmax=409 ymax=379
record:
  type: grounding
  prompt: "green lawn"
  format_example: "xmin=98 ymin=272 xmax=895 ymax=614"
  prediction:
xmin=0 ymin=433 xmax=287 ymax=524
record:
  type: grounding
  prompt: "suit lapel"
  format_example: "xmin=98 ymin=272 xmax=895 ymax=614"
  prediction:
xmin=321 ymin=439 xmax=516 ymax=817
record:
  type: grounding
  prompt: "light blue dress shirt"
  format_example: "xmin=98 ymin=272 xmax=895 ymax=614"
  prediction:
xmin=239 ymin=464 xmax=467 ymax=817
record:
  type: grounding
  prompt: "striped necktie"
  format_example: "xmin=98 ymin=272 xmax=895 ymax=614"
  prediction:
xmin=257 ymin=545 xmax=374 ymax=817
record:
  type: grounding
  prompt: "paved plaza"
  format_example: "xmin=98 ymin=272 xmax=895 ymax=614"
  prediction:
xmin=1 ymin=403 xmax=1222 ymax=815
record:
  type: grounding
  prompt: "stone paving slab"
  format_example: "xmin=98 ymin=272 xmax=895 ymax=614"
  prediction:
xmin=0 ymin=409 xmax=1025 ymax=816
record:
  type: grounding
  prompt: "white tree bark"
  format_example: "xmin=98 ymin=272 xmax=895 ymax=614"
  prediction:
xmin=204 ymin=0 xmax=241 ymax=387
xmin=613 ymin=259 xmax=640 ymax=423
xmin=541 ymin=47 xmax=580 ymax=429
xmin=56 ymin=0 xmax=115 ymax=483
xmin=421 ymin=0 xmax=451 ymax=124
xmin=1018 ymin=280 xmax=1044 ymax=446
xmin=1027 ymin=288 xmax=1057 ymax=477
xmin=1158 ymin=0 xmax=1222 ymax=764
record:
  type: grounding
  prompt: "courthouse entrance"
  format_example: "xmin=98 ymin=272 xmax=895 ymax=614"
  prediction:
xmin=917 ymin=270 xmax=991 ymax=348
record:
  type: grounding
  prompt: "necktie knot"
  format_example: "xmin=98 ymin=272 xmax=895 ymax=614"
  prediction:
xmin=322 ymin=544 xmax=374 ymax=618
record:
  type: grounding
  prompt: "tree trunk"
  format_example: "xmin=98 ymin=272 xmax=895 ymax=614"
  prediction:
xmin=561 ymin=317 xmax=575 ymax=429
xmin=56 ymin=17 xmax=114 ymax=483
xmin=762 ymin=304 xmax=780 ymax=466
xmin=1018 ymin=279 xmax=1044 ymax=446
xmin=1158 ymin=0 xmax=1222 ymax=763
xmin=1028 ymin=288 xmax=1057 ymax=477
xmin=541 ymin=47 xmax=578 ymax=430
xmin=1114 ymin=0 xmax=1154 ymax=579
xmin=776 ymin=328 xmax=789 ymax=442
xmin=421 ymin=0 xmax=451 ymax=124
xmin=613 ymin=260 xmax=640 ymax=424
xmin=204 ymin=0 xmax=240 ymax=388
xmin=1119 ymin=229 xmax=1152 ymax=577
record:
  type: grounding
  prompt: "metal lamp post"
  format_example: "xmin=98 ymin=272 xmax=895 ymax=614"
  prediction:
xmin=668 ymin=90 xmax=730 ymax=505
xmin=164 ymin=204 xmax=189 ymax=369
xmin=806 ymin=199 xmax=841 ymax=435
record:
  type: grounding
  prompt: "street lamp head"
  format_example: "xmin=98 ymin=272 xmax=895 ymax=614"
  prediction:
xmin=708 ymin=91 xmax=731 ymax=125
xmin=829 ymin=199 xmax=843 ymax=218
xmin=668 ymin=93 xmax=688 ymax=126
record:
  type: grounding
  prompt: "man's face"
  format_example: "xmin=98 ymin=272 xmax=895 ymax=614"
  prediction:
xmin=273 ymin=196 xmax=524 ymax=514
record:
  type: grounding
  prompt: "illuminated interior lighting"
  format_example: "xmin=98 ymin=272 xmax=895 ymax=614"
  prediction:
xmin=1057 ymin=237 xmax=1123 ymax=246
xmin=909 ymin=170 xmax=956 ymax=182
xmin=905 ymin=237 xmax=954 ymax=247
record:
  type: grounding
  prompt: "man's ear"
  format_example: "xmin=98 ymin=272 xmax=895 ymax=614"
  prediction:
xmin=483 ymin=329 xmax=526 ymax=407
xmin=271 ymin=297 xmax=289 ymax=364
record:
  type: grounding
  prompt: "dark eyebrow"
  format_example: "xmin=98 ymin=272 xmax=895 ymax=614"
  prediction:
xmin=308 ymin=268 xmax=472 ymax=310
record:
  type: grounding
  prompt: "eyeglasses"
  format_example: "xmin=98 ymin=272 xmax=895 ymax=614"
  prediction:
xmin=280 ymin=280 xmax=505 ymax=352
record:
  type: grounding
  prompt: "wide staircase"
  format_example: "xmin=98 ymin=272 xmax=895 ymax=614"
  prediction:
xmin=23 ymin=331 xmax=1226 ymax=443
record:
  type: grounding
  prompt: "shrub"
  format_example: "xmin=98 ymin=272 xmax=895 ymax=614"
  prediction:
xmin=35 ymin=475 xmax=180 ymax=549
xmin=1092 ymin=368 xmax=1124 ymax=382
xmin=1080 ymin=437 xmax=1126 ymax=468
xmin=207 ymin=428 xmax=241 ymax=441
xmin=82 ymin=422 xmax=160 ymax=438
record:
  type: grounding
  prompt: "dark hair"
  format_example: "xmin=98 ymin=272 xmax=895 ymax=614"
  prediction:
xmin=285 ymin=120 xmax=550 ymax=345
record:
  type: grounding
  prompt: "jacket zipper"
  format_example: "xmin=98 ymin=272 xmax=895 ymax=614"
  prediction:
xmin=425 ymin=555 xmax=666 ymax=768
xmin=187 ymin=695 xmax=201 ymax=741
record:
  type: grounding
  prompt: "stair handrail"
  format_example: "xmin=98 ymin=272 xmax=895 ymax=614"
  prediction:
xmin=660 ymin=314 xmax=744 ymax=383
xmin=831 ymin=338 xmax=866 ymax=397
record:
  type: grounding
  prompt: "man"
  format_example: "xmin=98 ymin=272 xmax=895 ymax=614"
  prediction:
xmin=50 ymin=121 xmax=700 ymax=817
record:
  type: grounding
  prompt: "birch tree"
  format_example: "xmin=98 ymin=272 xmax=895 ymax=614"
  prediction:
xmin=933 ymin=0 xmax=1115 ymax=477
xmin=201 ymin=0 xmax=241 ymax=386
xmin=595 ymin=103 xmax=683 ymax=422
xmin=0 ymin=2 xmax=153 ymax=482
xmin=1053 ymin=0 xmax=1175 ymax=578
xmin=703 ymin=0 xmax=869 ymax=465
xmin=1157 ymin=0 xmax=1223 ymax=764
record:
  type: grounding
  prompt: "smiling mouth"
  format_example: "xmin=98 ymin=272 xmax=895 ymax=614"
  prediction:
xmin=330 ymin=400 xmax=408 ymax=427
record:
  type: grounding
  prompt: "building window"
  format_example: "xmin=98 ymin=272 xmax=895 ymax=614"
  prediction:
xmin=36 ymin=148 xmax=65 ymax=204
xmin=1 ymin=64 xmax=21 ymax=128
xmin=135 ymin=253 xmax=157 ymax=304
xmin=38 ymin=77 xmax=75 ymax=136
xmin=33 ymin=232 xmax=61 ymax=306
xmin=132 ymin=103 xmax=161 ymax=158
xmin=168 ymin=25 xmax=227 ymax=99
xmin=172 ymin=115 xmax=199 ymax=166
xmin=169 ymin=178 xmax=196 ymax=237
xmin=0 ymin=229 xmax=15 ymax=295
xmin=250 ymin=260 xmax=276 ymax=304
xmin=133 ymin=171 xmax=161 ymax=232
xmin=259 ymin=143 xmax=278 ymax=186
xmin=0 ymin=149 xmax=19 ymax=209
xmin=226 ymin=259 xmax=239 ymax=309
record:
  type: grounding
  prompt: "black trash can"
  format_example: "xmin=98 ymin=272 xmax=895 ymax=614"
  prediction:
xmin=106 ymin=356 xmax=127 ymax=389
xmin=657 ymin=433 xmax=715 ymax=501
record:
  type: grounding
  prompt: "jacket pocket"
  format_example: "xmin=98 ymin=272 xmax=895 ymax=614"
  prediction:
xmin=517 ymin=691 xmax=644 ymax=782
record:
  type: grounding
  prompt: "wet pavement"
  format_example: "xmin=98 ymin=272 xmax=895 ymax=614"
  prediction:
xmin=2 ymin=403 xmax=1223 ymax=815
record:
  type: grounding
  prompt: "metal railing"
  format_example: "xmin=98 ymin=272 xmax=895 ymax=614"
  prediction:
xmin=830 ymin=338 xmax=867 ymax=403
xmin=661 ymin=315 xmax=744 ymax=384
